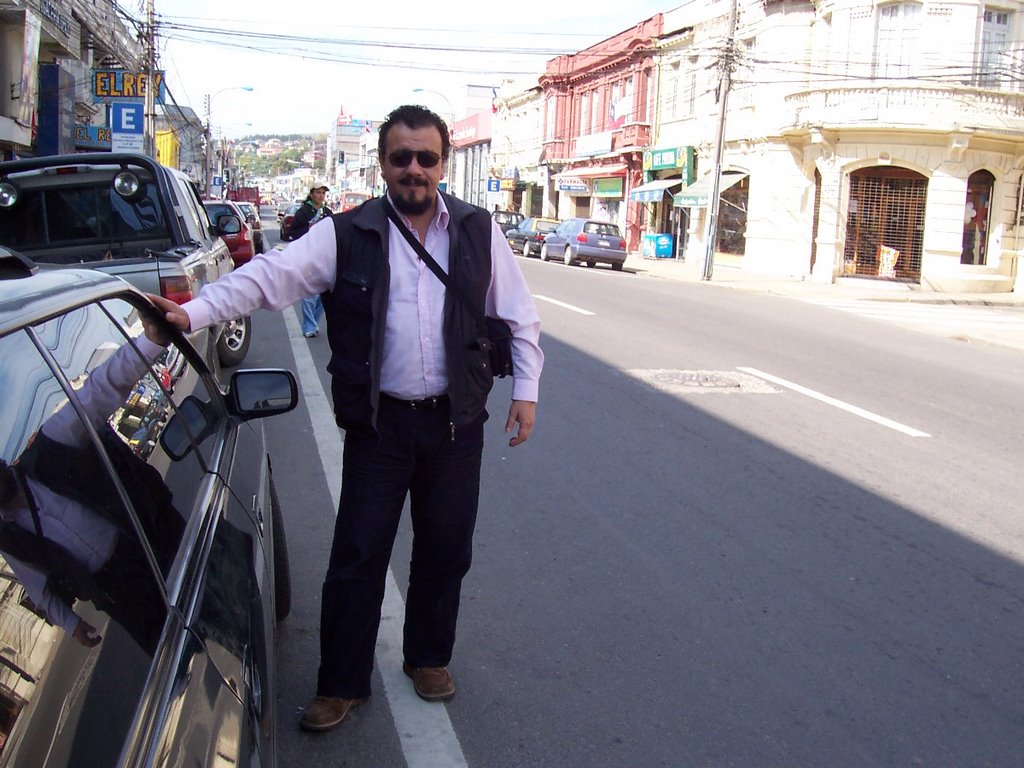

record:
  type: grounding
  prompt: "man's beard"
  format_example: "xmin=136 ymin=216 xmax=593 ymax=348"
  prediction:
xmin=390 ymin=176 xmax=434 ymax=216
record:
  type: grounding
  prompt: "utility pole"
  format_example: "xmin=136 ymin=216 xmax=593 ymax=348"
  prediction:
xmin=204 ymin=94 xmax=211 ymax=196
xmin=702 ymin=0 xmax=739 ymax=281
xmin=143 ymin=0 xmax=157 ymax=158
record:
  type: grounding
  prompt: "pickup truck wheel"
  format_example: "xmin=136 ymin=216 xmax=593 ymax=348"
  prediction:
xmin=216 ymin=315 xmax=252 ymax=367
xmin=270 ymin=473 xmax=292 ymax=622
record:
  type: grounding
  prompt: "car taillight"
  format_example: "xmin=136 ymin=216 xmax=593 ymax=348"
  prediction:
xmin=619 ymin=238 xmax=626 ymax=248
xmin=160 ymin=275 xmax=194 ymax=305
xmin=533 ymin=233 xmax=546 ymax=241
xmin=576 ymin=233 xmax=588 ymax=243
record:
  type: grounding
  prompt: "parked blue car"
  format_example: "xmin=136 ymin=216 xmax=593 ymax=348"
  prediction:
xmin=539 ymin=217 xmax=627 ymax=270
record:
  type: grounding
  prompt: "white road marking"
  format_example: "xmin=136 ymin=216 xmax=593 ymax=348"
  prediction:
xmin=282 ymin=307 xmax=468 ymax=768
xmin=738 ymin=366 xmax=931 ymax=438
xmin=532 ymin=294 xmax=595 ymax=315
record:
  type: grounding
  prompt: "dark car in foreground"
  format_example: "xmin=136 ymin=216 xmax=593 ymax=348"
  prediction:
xmin=506 ymin=217 xmax=560 ymax=257
xmin=0 ymin=247 xmax=297 ymax=767
xmin=204 ymin=199 xmax=257 ymax=267
xmin=540 ymin=217 xmax=627 ymax=270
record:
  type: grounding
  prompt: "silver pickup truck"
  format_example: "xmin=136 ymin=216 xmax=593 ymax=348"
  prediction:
xmin=0 ymin=152 xmax=251 ymax=367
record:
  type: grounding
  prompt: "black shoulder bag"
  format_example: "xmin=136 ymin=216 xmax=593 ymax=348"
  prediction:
xmin=382 ymin=201 xmax=513 ymax=378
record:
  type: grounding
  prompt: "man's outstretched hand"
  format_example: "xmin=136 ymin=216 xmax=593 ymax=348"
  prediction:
xmin=505 ymin=400 xmax=536 ymax=447
xmin=145 ymin=294 xmax=192 ymax=333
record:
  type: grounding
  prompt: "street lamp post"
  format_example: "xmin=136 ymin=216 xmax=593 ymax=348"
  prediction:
xmin=412 ymin=87 xmax=456 ymax=192
xmin=204 ymin=86 xmax=253 ymax=197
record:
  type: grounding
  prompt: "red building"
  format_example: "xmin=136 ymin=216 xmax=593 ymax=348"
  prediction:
xmin=539 ymin=14 xmax=662 ymax=253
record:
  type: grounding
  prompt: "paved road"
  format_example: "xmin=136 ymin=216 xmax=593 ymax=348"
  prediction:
xmin=254 ymin=216 xmax=1024 ymax=767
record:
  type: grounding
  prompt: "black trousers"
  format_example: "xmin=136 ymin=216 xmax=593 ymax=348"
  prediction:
xmin=317 ymin=396 xmax=485 ymax=698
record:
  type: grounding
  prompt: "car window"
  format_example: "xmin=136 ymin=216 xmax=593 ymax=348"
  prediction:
xmin=0 ymin=319 xmax=172 ymax=764
xmin=35 ymin=300 xmax=220 ymax=578
xmin=176 ymin=177 xmax=209 ymax=240
xmin=537 ymin=220 xmax=559 ymax=233
xmin=0 ymin=183 xmax=166 ymax=251
xmin=584 ymin=222 xmax=621 ymax=236
xmin=205 ymin=203 xmax=234 ymax=221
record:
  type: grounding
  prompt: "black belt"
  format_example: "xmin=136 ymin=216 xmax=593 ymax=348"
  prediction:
xmin=380 ymin=393 xmax=450 ymax=410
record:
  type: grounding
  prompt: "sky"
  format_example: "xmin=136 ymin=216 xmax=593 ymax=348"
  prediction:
xmin=152 ymin=0 xmax=679 ymax=137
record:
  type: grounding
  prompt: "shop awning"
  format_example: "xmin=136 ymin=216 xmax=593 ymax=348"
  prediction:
xmin=556 ymin=163 xmax=628 ymax=179
xmin=673 ymin=171 xmax=747 ymax=208
xmin=629 ymin=178 xmax=682 ymax=202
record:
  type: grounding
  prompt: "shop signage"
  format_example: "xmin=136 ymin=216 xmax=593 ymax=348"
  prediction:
xmin=92 ymin=69 xmax=166 ymax=104
xmin=574 ymin=131 xmax=613 ymax=157
xmin=592 ymin=178 xmax=623 ymax=198
xmin=75 ymin=124 xmax=112 ymax=150
xmin=499 ymin=179 xmax=516 ymax=190
xmin=557 ymin=176 xmax=590 ymax=193
xmin=111 ymin=102 xmax=144 ymax=153
xmin=41 ymin=0 xmax=71 ymax=37
xmin=643 ymin=146 xmax=694 ymax=183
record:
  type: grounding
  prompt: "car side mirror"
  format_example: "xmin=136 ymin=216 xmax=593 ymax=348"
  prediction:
xmin=228 ymin=369 xmax=298 ymax=420
xmin=160 ymin=395 xmax=214 ymax=461
xmin=216 ymin=213 xmax=242 ymax=235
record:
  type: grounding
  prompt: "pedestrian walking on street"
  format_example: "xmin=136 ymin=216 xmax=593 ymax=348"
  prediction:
xmin=149 ymin=103 xmax=544 ymax=733
xmin=289 ymin=183 xmax=333 ymax=337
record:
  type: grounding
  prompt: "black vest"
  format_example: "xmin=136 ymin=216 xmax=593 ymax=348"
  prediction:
xmin=323 ymin=193 xmax=495 ymax=432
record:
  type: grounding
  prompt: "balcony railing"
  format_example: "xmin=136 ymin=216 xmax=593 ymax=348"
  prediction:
xmin=612 ymin=122 xmax=651 ymax=151
xmin=784 ymin=84 xmax=1024 ymax=134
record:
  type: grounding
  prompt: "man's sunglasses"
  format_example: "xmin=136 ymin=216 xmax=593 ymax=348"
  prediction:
xmin=387 ymin=150 xmax=442 ymax=168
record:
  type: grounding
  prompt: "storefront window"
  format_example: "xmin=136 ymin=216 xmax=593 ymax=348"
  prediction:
xmin=961 ymin=170 xmax=994 ymax=265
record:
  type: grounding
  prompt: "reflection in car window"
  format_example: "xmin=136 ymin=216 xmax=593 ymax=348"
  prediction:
xmin=102 ymin=297 xmax=221 ymax=471
xmin=0 ymin=326 xmax=171 ymax=762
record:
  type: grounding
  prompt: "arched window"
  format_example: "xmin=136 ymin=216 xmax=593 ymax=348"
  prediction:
xmin=961 ymin=169 xmax=995 ymax=265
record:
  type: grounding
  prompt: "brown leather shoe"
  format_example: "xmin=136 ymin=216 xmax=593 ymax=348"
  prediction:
xmin=299 ymin=695 xmax=368 ymax=732
xmin=402 ymin=662 xmax=455 ymax=702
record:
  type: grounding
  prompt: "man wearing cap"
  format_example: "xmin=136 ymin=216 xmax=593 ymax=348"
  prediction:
xmin=291 ymin=184 xmax=332 ymax=337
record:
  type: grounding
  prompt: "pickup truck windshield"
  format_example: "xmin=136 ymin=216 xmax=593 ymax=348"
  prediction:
xmin=0 ymin=183 xmax=167 ymax=254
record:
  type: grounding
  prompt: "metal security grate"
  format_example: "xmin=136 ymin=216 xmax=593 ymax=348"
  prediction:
xmin=843 ymin=168 xmax=926 ymax=281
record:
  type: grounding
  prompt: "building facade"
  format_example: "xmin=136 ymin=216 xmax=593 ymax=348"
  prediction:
xmin=0 ymin=0 xmax=144 ymax=159
xmin=654 ymin=0 xmax=1023 ymax=291
xmin=538 ymin=14 xmax=663 ymax=253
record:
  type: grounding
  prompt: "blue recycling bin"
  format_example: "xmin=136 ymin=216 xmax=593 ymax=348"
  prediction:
xmin=642 ymin=233 xmax=674 ymax=259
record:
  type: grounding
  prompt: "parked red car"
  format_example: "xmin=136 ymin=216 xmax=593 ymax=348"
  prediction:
xmin=204 ymin=200 xmax=256 ymax=266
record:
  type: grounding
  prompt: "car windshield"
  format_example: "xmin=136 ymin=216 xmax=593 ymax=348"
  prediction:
xmin=0 ymin=182 xmax=167 ymax=252
xmin=584 ymin=222 xmax=621 ymax=237
xmin=536 ymin=220 xmax=559 ymax=233
xmin=494 ymin=212 xmax=521 ymax=225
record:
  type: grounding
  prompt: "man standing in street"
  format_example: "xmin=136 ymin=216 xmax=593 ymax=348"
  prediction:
xmin=149 ymin=104 xmax=543 ymax=733
xmin=289 ymin=183 xmax=332 ymax=337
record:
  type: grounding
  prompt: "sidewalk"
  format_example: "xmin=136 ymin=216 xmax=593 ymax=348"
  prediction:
xmin=622 ymin=253 xmax=1024 ymax=352
xmin=624 ymin=253 xmax=1023 ymax=306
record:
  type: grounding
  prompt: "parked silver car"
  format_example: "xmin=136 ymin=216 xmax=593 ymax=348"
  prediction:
xmin=540 ymin=217 xmax=627 ymax=270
